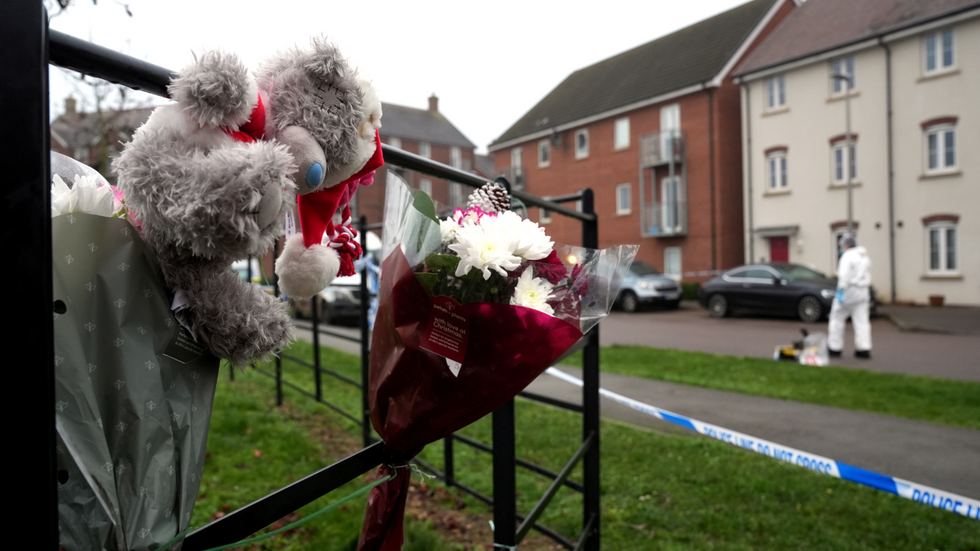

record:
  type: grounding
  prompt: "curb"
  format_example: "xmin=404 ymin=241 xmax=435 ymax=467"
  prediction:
xmin=881 ymin=312 xmax=974 ymax=336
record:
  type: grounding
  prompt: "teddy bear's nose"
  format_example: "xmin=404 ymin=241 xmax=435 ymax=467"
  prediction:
xmin=306 ymin=163 xmax=324 ymax=188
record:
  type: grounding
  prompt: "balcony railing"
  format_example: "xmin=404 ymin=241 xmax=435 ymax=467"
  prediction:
xmin=639 ymin=130 xmax=684 ymax=167
xmin=643 ymin=200 xmax=687 ymax=237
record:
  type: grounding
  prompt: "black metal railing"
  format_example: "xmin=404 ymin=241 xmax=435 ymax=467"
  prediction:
xmin=35 ymin=21 xmax=602 ymax=551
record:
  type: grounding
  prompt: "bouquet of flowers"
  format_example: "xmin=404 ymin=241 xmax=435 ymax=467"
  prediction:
xmin=357 ymin=176 xmax=636 ymax=550
xmin=50 ymin=153 xmax=219 ymax=551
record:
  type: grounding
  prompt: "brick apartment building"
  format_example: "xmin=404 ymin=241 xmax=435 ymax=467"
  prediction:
xmin=355 ymin=95 xmax=479 ymax=225
xmin=488 ymin=0 xmax=797 ymax=281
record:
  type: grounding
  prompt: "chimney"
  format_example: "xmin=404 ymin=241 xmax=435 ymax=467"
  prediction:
xmin=65 ymin=96 xmax=77 ymax=115
xmin=428 ymin=93 xmax=438 ymax=113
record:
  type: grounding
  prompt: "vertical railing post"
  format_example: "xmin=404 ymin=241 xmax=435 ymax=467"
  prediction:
xmin=273 ymin=240 xmax=284 ymax=406
xmin=492 ymin=399 xmax=517 ymax=548
xmin=6 ymin=1 xmax=58 ymax=547
xmin=358 ymin=216 xmax=372 ymax=447
xmin=311 ymin=294 xmax=323 ymax=402
xmin=580 ymin=188 xmax=601 ymax=551
xmin=443 ymin=435 xmax=455 ymax=488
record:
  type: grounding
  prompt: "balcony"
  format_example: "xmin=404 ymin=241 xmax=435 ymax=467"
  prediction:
xmin=643 ymin=200 xmax=687 ymax=237
xmin=639 ymin=130 xmax=684 ymax=167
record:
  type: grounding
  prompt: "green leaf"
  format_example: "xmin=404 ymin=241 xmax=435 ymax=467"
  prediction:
xmin=415 ymin=272 xmax=439 ymax=296
xmin=411 ymin=190 xmax=439 ymax=223
xmin=424 ymin=253 xmax=460 ymax=273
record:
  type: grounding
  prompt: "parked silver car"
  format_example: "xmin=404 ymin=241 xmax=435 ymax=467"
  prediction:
xmin=615 ymin=260 xmax=682 ymax=312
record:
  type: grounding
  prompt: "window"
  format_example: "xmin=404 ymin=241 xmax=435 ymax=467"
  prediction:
xmin=511 ymin=147 xmax=522 ymax=171
xmin=924 ymin=29 xmax=954 ymax=74
xmin=830 ymin=57 xmax=855 ymax=94
xmin=829 ymin=135 xmax=857 ymax=184
xmin=450 ymin=146 xmax=461 ymax=169
xmin=614 ymin=117 xmax=630 ymax=150
xmin=448 ymin=183 xmax=463 ymax=208
xmin=660 ymin=104 xmax=680 ymax=160
xmin=538 ymin=139 xmax=550 ymax=167
xmin=510 ymin=146 xmax=524 ymax=189
xmin=660 ymin=176 xmax=682 ymax=233
xmin=923 ymin=119 xmax=956 ymax=173
xmin=765 ymin=147 xmax=788 ymax=191
xmin=575 ymin=129 xmax=589 ymax=159
xmin=923 ymin=216 xmax=958 ymax=274
xmin=540 ymin=197 xmax=552 ymax=224
xmin=616 ymin=183 xmax=631 ymax=215
xmin=388 ymin=137 xmax=401 ymax=149
xmin=419 ymin=179 xmax=432 ymax=195
xmin=766 ymin=74 xmax=786 ymax=109
xmin=419 ymin=142 xmax=431 ymax=158
xmin=833 ymin=144 xmax=857 ymax=183
xmin=928 ymin=223 xmax=957 ymax=273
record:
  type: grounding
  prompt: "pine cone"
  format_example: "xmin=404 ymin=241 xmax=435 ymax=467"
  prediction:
xmin=467 ymin=182 xmax=510 ymax=213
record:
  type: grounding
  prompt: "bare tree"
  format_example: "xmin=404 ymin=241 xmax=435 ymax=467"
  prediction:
xmin=46 ymin=0 xmax=132 ymax=20
xmin=55 ymin=71 xmax=156 ymax=180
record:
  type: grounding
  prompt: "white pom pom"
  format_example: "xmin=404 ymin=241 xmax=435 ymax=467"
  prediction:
xmin=275 ymin=234 xmax=340 ymax=297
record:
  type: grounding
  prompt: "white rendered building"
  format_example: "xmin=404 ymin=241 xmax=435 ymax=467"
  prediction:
xmin=735 ymin=0 xmax=979 ymax=305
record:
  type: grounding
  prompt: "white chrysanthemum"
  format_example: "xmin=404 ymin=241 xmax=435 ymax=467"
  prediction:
xmin=510 ymin=267 xmax=555 ymax=315
xmin=449 ymin=219 xmax=522 ymax=280
xmin=51 ymin=174 xmax=121 ymax=218
xmin=498 ymin=211 xmax=553 ymax=261
xmin=440 ymin=218 xmax=460 ymax=244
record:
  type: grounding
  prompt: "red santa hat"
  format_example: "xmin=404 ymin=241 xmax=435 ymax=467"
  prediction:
xmin=276 ymin=131 xmax=384 ymax=297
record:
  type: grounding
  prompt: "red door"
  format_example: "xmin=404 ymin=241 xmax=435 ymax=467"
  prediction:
xmin=769 ymin=236 xmax=789 ymax=263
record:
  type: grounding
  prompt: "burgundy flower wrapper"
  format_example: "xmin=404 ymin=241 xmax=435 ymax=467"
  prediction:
xmin=357 ymin=247 xmax=583 ymax=551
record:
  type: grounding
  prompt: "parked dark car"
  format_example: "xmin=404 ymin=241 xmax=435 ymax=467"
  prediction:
xmin=697 ymin=263 xmax=841 ymax=322
xmin=290 ymin=231 xmax=381 ymax=325
xmin=615 ymin=260 xmax=682 ymax=312
xmin=291 ymin=271 xmax=364 ymax=324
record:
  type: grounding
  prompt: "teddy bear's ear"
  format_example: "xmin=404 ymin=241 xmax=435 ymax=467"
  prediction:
xmin=168 ymin=50 xmax=258 ymax=130
xmin=304 ymin=37 xmax=353 ymax=89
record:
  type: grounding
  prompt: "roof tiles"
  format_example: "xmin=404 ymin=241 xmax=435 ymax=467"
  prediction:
xmin=491 ymin=0 xmax=780 ymax=146
xmin=736 ymin=0 xmax=980 ymax=76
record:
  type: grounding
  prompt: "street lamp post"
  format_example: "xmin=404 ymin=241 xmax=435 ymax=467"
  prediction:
xmin=831 ymin=73 xmax=853 ymax=235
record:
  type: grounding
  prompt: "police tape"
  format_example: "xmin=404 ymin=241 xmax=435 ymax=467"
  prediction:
xmin=543 ymin=367 xmax=980 ymax=520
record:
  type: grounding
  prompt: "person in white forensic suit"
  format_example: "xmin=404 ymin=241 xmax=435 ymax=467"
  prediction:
xmin=828 ymin=235 xmax=872 ymax=359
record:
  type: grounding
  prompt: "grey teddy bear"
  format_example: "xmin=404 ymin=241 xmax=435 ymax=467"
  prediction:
xmin=113 ymin=37 xmax=383 ymax=365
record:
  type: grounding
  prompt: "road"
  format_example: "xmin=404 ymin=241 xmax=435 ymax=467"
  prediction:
xmin=598 ymin=302 xmax=980 ymax=382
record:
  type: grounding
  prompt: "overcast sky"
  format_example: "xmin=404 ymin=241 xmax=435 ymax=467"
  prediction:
xmin=49 ymin=0 xmax=749 ymax=153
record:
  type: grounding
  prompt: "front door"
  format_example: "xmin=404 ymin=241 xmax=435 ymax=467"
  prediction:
xmin=769 ymin=236 xmax=789 ymax=263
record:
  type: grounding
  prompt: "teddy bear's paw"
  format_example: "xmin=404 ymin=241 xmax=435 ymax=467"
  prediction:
xmin=276 ymin=234 xmax=340 ymax=298
xmin=188 ymin=271 xmax=296 ymax=366
xmin=229 ymin=300 xmax=296 ymax=366
xmin=169 ymin=50 xmax=258 ymax=130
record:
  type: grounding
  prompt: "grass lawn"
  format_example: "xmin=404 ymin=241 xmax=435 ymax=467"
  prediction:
xmin=560 ymin=345 xmax=980 ymax=430
xmin=188 ymin=341 xmax=980 ymax=550
xmin=191 ymin=347 xmax=454 ymax=551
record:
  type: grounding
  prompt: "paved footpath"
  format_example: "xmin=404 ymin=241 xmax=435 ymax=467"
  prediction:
xmin=525 ymin=366 xmax=980 ymax=500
